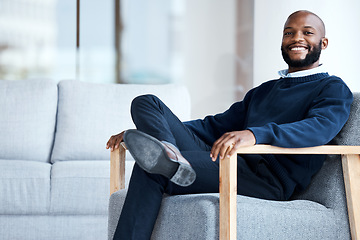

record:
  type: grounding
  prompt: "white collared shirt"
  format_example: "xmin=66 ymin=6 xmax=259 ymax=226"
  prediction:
xmin=278 ymin=64 xmax=327 ymax=78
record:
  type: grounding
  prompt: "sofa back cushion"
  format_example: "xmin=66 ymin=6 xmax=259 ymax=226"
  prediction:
xmin=51 ymin=80 xmax=191 ymax=162
xmin=0 ymin=79 xmax=58 ymax=162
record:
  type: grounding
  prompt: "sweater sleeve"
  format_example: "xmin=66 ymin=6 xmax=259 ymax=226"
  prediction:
xmin=184 ymin=89 xmax=255 ymax=146
xmin=248 ymin=81 xmax=353 ymax=148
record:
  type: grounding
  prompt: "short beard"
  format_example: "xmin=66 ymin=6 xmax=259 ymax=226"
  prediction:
xmin=281 ymin=41 xmax=322 ymax=68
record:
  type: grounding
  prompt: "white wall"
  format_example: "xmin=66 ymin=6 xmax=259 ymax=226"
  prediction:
xmin=183 ymin=0 xmax=236 ymax=119
xmin=253 ymin=0 xmax=360 ymax=91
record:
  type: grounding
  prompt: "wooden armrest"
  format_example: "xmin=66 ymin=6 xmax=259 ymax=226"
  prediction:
xmin=219 ymin=144 xmax=360 ymax=240
xmin=110 ymin=143 xmax=127 ymax=195
xmin=232 ymin=144 xmax=360 ymax=154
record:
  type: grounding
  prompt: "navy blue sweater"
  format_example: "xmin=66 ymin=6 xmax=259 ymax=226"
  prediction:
xmin=184 ymin=73 xmax=353 ymax=199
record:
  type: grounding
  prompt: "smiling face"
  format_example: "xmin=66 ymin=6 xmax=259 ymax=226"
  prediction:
xmin=281 ymin=11 xmax=328 ymax=73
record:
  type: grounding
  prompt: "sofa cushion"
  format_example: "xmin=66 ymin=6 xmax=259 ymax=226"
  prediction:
xmin=0 ymin=79 xmax=58 ymax=162
xmin=51 ymin=81 xmax=191 ymax=162
xmin=0 ymin=215 xmax=107 ymax=240
xmin=0 ymin=160 xmax=51 ymax=214
xmin=50 ymin=161 xmax=109 ymax=214
xmin=49 ymin=160 xmax=133 ymax=214
xmin=234 ymin=196 xmax=337 ymax=240
xmin=108 ymin=191 xmax=339 ymax=240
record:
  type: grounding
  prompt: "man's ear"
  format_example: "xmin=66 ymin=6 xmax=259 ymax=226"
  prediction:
xmin=321 ymin=37 xmax=329 ymax=50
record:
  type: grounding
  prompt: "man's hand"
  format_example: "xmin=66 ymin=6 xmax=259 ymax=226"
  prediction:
xmin=106 ymin=131 xmax=126 ymax=152
xmin=210 ymin=130 xmax=256 ymax=161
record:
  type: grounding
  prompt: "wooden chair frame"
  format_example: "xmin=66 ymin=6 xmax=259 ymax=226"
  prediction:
xmin=110 ymin=144 xmax=360 ymax=240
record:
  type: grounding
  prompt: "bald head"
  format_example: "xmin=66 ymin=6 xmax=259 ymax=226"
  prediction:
xmin=281 ymin=10 xmax=328 ymax=72
xmin=285 ymin=10 xmax=326 ymax=37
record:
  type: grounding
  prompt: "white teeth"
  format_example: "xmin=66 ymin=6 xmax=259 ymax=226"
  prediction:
xmin=291 ymin=47 xmax=306 ymax=51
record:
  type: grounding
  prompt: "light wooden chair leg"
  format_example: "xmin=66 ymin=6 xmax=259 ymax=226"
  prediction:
xmin=219 ymin=154 xmax=237 ymax=240
xmin=110 ymin=145 xmax=126 ymax=195
xmin=342 ymin=154 xmax=360 ymax=239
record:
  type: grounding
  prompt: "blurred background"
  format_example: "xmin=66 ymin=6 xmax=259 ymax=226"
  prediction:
xmin=0 ymin=0 xmax=359 ymax=118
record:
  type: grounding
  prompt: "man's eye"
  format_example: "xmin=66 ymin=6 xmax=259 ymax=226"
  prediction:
xmin=284 ymin=32 xmax=292 ymax=36
xmin=305 ymin=31 xmax=314 ymax=35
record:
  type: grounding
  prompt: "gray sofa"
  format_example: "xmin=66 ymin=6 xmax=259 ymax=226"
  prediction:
xmin=0 ymin=79 xmax=190 ymax=240
xmin=108 ymin=93 xmax=360 ymax=239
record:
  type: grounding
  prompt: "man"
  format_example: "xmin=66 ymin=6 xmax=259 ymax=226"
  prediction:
xmin=106 ymin=10 xmax=353 ymax=239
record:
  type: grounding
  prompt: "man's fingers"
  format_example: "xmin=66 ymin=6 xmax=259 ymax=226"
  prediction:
xmin=228 ymin=141 xmax=241 ymax=157
xmin=106 ymin=132 xmax=125 ymax=151
xmin=210 ymin=138 xmax=222 ymax=160
xmin=106 ymin=140 xmax=112 ymax=149
xmin=211 ymin=134 xmax=236 ymax=160
xmin=221 ymin=141 xmax=237 ymax=159
xmin=211 ymin=138 xmax=225 ymax=160
xmin=220 ymin=134 xmax=237 ymax=158
xmin=211 ymin=130 xmax=256 ymax=161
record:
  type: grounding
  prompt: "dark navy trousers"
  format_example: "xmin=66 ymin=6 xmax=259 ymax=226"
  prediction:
xmin=113 ymin=95 xmax=284 ymax=240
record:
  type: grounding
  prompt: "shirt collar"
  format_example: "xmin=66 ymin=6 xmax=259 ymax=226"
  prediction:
xmin=278 ymin=64 xmax=327 ymax=78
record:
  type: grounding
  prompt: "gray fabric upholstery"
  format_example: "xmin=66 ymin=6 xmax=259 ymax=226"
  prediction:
xmin=333 ymin=92 xmax=360 ymax=145
xmin=108 ymin=94 xmax=360 ymax=239
xmin=49 ymin=160 xmax=134 ymax=214
xmin=0 ymin=215 xmax=107 ymax=240
xmin=0 ymin=160 xmax=51 ymax=214
xmin=235 ymin=196 xmax=336 ymax=240
xmin=0 ymin=79 xmax=57 ymax=162
xmin=51 ymin=80 xmax=191 ymax=162
xmin=290 ymin=154 xmax=350 ymax=239
xmin=50 ymin=161 xmax=110 ymax=214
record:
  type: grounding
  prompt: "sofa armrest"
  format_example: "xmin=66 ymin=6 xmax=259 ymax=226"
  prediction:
xmin=220 ymin=144 xmax=360 ymax=240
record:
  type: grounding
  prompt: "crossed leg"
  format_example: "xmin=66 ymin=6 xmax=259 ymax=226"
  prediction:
xmin=113 ymin=94 xmax=283 ymax=239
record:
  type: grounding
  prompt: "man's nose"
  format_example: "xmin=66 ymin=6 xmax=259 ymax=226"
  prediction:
xmin=293 ymin=31 xmax=304 ymax=42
